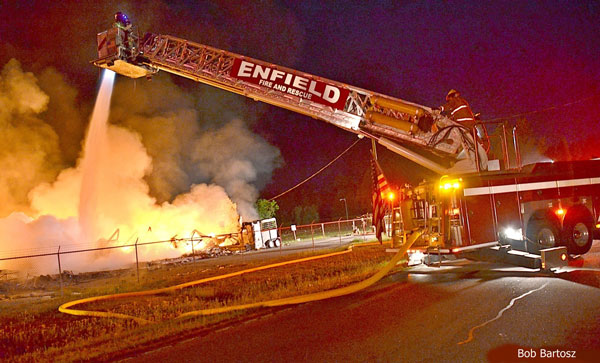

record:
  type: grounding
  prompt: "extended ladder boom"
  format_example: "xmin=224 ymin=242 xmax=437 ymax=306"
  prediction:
xmin=93 ymin=21 xmax=484 ymax=174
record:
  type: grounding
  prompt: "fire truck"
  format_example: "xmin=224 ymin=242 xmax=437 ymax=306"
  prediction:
xmin=399 ymin=160 xmax=600 ymax=269
xmin=93 ymin=14 xmax=597 ymax=269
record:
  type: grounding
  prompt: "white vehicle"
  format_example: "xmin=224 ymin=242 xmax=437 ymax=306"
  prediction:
xmin=251 ymin=218 xmax=281 ymax=249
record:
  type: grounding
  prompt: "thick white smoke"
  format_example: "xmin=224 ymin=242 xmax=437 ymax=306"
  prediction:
xmin=0 ymin=59 xmax=62 ymax=217
xmin=0 ymin=61 xmax=281 ymax=275
xmin=110 ymin=75 xmax=281 ymax=220
xmin=192 ymin=119 xmax=282 ymax=219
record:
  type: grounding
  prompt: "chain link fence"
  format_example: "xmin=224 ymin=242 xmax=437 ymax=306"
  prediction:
xmin=279 ymin=217 xmax=373 ymax=244
xmin=0 ymin=217 xmax=376 ymax=287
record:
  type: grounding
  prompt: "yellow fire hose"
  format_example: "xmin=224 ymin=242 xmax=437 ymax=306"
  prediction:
xmin=59 ymin=232 xmax=421 ymax=324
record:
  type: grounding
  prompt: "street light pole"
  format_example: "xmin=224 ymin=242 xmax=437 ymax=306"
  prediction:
xmin=339 ymin=198 xmax=349 ymax=221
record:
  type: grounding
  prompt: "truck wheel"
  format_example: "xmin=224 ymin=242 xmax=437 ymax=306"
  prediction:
xmin=527 ymin=218 xmax=559 ymax=249
xmin=274 ymin=238 xmax=281 ymax=247
xmin=563 ymin=209 xmax=594 ymax=255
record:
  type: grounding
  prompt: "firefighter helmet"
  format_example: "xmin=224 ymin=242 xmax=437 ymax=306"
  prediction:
xmin=114 ymin=12 xmax=132 ymax=29
xmin=446 ymin=89 xmax=459 ymax=100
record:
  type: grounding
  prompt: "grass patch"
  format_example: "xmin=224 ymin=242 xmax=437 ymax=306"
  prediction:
xmin=0 ymin=244 xmax=398 ymax=362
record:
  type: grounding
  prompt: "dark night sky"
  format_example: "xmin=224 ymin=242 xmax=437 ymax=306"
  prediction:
xmin=1 ymin=1 xmax=599 ymax=221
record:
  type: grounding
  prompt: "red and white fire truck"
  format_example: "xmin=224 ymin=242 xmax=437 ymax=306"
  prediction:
xmin=93 ymin=13 xmax=597 ymax=269
xmin=400 ymin=160 xmax=600 ymax=269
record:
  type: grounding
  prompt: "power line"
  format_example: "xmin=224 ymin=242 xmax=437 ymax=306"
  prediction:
xmin=268 ymin=137 xmax=363 ymax=201
xmin=483 ymin=94 xmax=598 ymax=122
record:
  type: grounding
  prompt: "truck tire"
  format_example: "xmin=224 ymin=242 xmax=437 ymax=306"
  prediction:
xmin=274 ymin=238 xmax=281 ymax=247
xmin=527 ymin=218 xmax=560 ymax=249
xmin=563 ymin=207 xmax=594 ymax=255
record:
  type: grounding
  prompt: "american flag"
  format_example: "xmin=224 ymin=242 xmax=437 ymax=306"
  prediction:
xmin=371 ymin=152 xmax=391 ymax=243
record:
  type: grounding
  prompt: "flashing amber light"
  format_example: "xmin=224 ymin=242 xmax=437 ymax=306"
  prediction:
xmin=439 ymin=178 xmax=462 ymax=191
xmin=560 ymin=253 xmax=568 ymax=261
xmin=439 ymin=182 xmax=453 ymax=190
xmin=596 ymin=223 xmax=600 ymax=229
xmin=387 ymin=192 xmax=396 ymax=201
xmin=555 ymin=208 xmax=565 ymax=216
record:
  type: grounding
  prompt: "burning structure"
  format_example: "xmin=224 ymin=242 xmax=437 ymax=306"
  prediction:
xmin=0 ymin=55 xmax=281 ymax=275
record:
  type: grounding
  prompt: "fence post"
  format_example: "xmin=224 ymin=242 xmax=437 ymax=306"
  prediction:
xmin=362 ymin=218 xmax=366 ymax=241
xmin=321 ymin=223 xmax=325 ymax=237
xmin=278 ymin=223 xmax=284 ymax=255
xmin=310 ymin=220 xmax=315 ymax=251
xmin=241 ymin=231 xmax=245 ymax=262
xmin=338 ymin=218 xmax=342 ymax=245
xmin=190 ymin=230 xmax=200 ymax=264
xmin=191 ymin=237 xmax=196 ymax=264
xmin=57 ymin=246 xmax=63 ymax=297
xmin=135 ymin=238 xmax=140 ymax=284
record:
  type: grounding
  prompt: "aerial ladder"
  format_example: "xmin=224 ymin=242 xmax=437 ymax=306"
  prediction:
xmin=93 ymin=13 xmax=487 ymax=175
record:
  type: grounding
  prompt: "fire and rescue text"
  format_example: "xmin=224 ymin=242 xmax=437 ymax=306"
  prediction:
xmin=231 ymin=58 xmax=350 ymax=110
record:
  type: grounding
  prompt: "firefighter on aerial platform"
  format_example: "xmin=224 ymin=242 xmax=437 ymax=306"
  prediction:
xmin=439 ymin=89 xmax=476 ymax=130
xmin=436 ymin=89 xmax=488 ymax=171
xmin=114 ymin=12 xmax=134 ymax=59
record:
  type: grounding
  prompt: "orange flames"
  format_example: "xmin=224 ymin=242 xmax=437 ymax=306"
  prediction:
xmin=0 ymin=68 xmax=241 ymax=274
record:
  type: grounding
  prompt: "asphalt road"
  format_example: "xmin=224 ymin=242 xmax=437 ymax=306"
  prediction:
xmin=125 ymin=242 xmax=600 ymax=362
xmin=170 ymin=233 xmax=368 ymax=270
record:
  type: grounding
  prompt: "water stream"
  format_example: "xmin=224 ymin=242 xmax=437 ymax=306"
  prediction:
xmin=78 ymin=69 xmax=116 ymax=242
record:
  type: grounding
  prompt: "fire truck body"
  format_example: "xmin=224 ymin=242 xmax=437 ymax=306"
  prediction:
xmin=410 ymin=160 xmax=600 ymax=259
